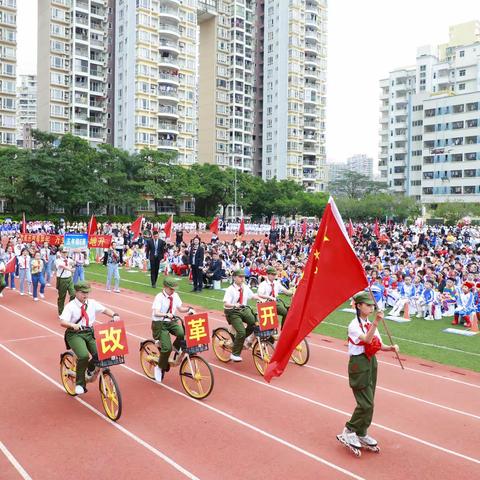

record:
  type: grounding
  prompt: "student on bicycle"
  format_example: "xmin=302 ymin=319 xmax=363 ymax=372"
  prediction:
xmin=151 ymin=277 xmax=195 ymax=383
xmin=59 ymin=281 xmax=120 ymax=395
xmin=257 ymin=266 xmax=294 ymax=327
xmin=223 ymin=269 xmax=262 ymax=362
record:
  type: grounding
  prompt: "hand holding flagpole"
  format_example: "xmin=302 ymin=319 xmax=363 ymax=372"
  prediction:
xmin=368 ymin=286 xmax=404 ymax=370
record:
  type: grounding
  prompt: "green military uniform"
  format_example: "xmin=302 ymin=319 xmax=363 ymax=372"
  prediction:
xmin=224 ymin=269 xmax=256 ymax=356
xmin=151 ymin=278 xmax=184 ymax=371
xmin=56 ymin=247 xmax=75 ymax=315
xmin=60 ymin=281 xmax=98 ymax=389
xmin=345 ymin=292 xmax=379 ymax=437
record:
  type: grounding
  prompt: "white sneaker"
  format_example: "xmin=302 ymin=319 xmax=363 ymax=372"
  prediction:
xmin=106 ymin=288 xmax=111 ymax=292
xmin=154 ymin=366 xmax=164 ymax=382
xmin=358 ymin=434 xmax=377 ymax=447
xmin=230 ymin=353 xmax=243 ymax=362
xmin=20 ymin=292 xmax=24 ymax=296
xmin=0 ymin=293 xmax=3 ymax=298
xmin=416 ymin=313 xmax=423 ymax=318
xmin=33 ymin=298 xmax=38 ymax=302
xmin=40 ymin=293 xmax=45 ymax=299
xmin=75 ymin=385 xmax=85 ymax=395
xmin=113 ymin=289 xmax=120 ymax=293
xmin=342 ymin=427 xmax=361 ymax=448
xmin=46 ymin=283 xmax=51 ymax=287
xmin=424 ymin=316 xmax=434 ymax=321
xmin=244 ymin=333 xmax=255 ymax=349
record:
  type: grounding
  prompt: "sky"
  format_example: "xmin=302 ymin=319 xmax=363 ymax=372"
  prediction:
xmin=17 ymin=0 xmax=479 ymax=168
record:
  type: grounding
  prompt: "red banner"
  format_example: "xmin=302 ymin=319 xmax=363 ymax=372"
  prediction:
xmin=184 ymin=313 xmax=210 ymax=348
xmin=257 ymin=301 xmax=279 ymax=331
xmin=94 ymin=321 xmax=129 ymax=361
xmin=20 ymin=234 xmax=64 ymax=246
xmin=88 ymin=235 xmax=112 ymax=248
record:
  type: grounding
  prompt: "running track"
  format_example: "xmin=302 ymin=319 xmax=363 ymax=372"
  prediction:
xmin=1 ymin=284 xmax=479 ymax=480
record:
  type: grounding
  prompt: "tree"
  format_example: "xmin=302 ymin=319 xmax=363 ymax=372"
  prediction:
xmin=328 ymin=171 xmax=388 ymax=199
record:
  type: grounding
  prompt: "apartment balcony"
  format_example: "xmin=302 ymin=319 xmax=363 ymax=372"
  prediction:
xmin=158 ymin=121 xmax=178 ymax=133
xmin=158 ymin=88 xmax=178 ymax=101
xmin=158 ymin=138 xmax=177 ymax=150
xmin=158 ymin=23 xmax=180 ymax=38
xmin=90 ymin=21 xmax=104 ymax=34
xmin=159 ymin=6 xmax=180 ymax=21
xmin=158 ymin=105 xmax=179 ymax=118
xmin=159 ymin=38 xmax=179 ymax=53
xmin=89 ymin=99 xmax=103 ymax=109
xmin=76 ymin=0 xmax=89 ymax=12
xmin=158 ymin=55 xmax=178 ymax=69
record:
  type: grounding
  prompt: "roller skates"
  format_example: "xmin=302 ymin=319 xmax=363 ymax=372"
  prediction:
xmin=358 ymin=434 xmax=380 ymax=453
xmin=336 ymin=428 xmax=362 ymax=457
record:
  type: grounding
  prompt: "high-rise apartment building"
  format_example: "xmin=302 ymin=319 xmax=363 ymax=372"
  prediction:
xmin=346 ymin=154 xmax=373 ymax=179
xmin=260 ymin=0 xmax=327 ymax=191
xmin=379 ymin=21 xmax=480 ymax=203
xmin=114 ymin=0 xmax=198 ymax=165
xmin=17 ymin=74 xmax=37 ymax=148
xmin=0 ymin=0 xmax=17 ymax=146
xmin=198 ymin=0 xmax=255 ymax=172
xmin=37 ymin=0 xmax=112 ymax=145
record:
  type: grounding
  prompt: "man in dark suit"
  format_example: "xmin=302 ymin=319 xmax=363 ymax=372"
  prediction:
xmin=188 ymin=236 xmax=204 ymax=292
xmin=145 ymin=229 xmax=166 ymax=288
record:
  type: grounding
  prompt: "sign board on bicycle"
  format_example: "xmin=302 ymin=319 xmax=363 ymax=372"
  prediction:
xmin=257 ymin=301 xmax=279 ymax=331
xmin=184 ymin=313 xmax=210 ymax=348
xmin=94 ymin=321 xmax=129 ymax=361
xmin=64 ymin=233 xmax=89 ymax=250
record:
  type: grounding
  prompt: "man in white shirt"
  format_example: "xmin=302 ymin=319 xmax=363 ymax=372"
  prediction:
xmin=55 ymin=246 xmax=75 ymax=315
xmin=257 ymin=266 xmax=294 ymax=327
xmin=151 ymin=277 xmax=194 ymax=382
xmin=223 ymin=269 xmax=262 ymax=361
xmin=59 ymin=281 xmax=120 ymax=395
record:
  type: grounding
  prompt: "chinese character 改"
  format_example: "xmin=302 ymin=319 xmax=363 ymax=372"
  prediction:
xmin=99 ymin=327 xmax=125 ymax=355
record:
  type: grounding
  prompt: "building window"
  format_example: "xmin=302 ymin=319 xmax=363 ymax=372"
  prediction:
xmin=464 ymin=186 xmax=476 ymax=194
xmin=458 ymin=83 xmax=466 ymax=91
xmin=459 ymin=50 xmax=465 ymax=58
xmin=450 ymin=186 xmax=462 ymax=194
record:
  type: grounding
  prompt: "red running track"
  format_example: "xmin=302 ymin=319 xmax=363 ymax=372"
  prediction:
xmin=1 ymin=283 xmax=479 ymax=480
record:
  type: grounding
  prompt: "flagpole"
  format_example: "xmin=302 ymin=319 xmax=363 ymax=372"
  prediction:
xmin=368 ymin=286 xmax=404 ymax=370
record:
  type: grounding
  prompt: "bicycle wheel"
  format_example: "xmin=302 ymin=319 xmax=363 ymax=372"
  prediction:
xmin=212 ymin=328 xmax=234 ymax=362
xmin=99 ymin=369 xmax=122 ymax=421
xmin=180 ymin=355 xmax=214 ymax=400
xmin=290 ymin=338 xmax=310 ymax=366
xmin=139 ymin=340 xmax=159 ymax=379
xmin=252 ymin=339 xmax=275 ymax=376
xmin=60 ymin=352 xmax=77 ymax=396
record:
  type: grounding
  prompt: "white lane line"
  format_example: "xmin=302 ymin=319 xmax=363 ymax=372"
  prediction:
xmin=303 ymin=364 xmax=480 ymax=421
xmin=0 ymin=342 xmax=200 ymax=480
xmin=0 ymin=440 xmax=32 ymax=480
xmin=206 ymin=363 xmax=480 ymax=466
xmin=0 ymin=306 xmax=365 ymax=480
xmin=88 ymin=285 xmax=480 ymax=389
xmin=3 ymin=334 xmax=55 ymax=344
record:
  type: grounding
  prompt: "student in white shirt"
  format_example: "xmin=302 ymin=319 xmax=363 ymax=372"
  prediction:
xmin=338 ymin=292 xmax=399 ymax=451
xmin=223 ymin=269 xmax=262 ymax=361
xmin=59 ymin=281 xmax=120 ymax=395
xmin=151 ymin=277 xmax=194 ymax=383
xmin=257 ymin=266 xmax=294 ymax=327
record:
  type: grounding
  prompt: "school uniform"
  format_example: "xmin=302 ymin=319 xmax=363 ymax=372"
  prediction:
xmin=72 ymin=251 xmax=86 ymax=284
xmin=56 ymin=256 xmax=75 ymax=314
xmin=345 ymin=317 xmax=382 ymax=437
xmin=223 ymin=283 xmax=256 ymax=355
xmin=30 ymin=259 xmax=45 ymax=299
xmin=105 ymin=249 xmax=120 ymax=291
xmin=151 ymin=290 xmax=184 ymax=370
xmin=18 ymin=255 xmax=31 ymax=295
xmin=257 ymin=279 xmax=289 ymax=326
xmin=60 ymin=298 xmax=106 ymax=388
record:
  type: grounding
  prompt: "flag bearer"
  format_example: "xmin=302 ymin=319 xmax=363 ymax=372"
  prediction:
xmin=338 ymin=292 xmax=399 ymax=452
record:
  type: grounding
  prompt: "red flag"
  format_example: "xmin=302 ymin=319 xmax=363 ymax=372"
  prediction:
xmin=301 ymin=220 xmax=307 ymax=237
xmin=22 ymin=212 xmax=26 ymax=234
xmin=209 ymin=217 xmax=219 ymax=235
xmin=131 ymin=216 xmax=143 ymax=241
xmin=164 ymin=215 xmax=173 ymax=239
xmin=4 ymin=256 xmax=16 ymax=274
xmin=270 ymin=216 xmax=276 ymax=230
xmin=373 ymin=218 xmax=380 ymax=238
xmin=88 ymin=214 xmax=97 ymax=236
xmin=238 ymin=217 xmax=245 ymax=236
xmin=347 ymin=219 xmax=354 ymax=238
xmin=264 ymin=197 xmax=368 ymax=382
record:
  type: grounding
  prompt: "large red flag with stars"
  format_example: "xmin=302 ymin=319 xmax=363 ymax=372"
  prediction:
xmin=264 ymin=197 xmax=368 ymax=382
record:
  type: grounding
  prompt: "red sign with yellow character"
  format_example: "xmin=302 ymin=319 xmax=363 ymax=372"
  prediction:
xmin=94 ymin=321 xmax=129 ymax=360
xmin=88 ymin=235 xmax=112 ymax=249
xmin=257 ymin=301 xmax=279 ymax=331
xmin=184 ymin=313 xmax=210 ymax=348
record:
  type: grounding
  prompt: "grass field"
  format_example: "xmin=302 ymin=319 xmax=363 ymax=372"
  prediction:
xmin=85 ymin=263 xmax=480 ymax=373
